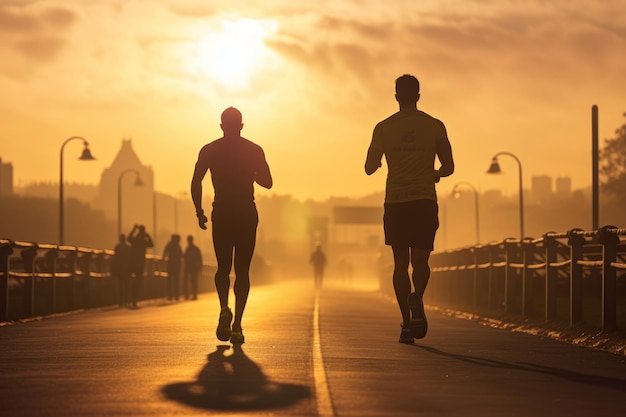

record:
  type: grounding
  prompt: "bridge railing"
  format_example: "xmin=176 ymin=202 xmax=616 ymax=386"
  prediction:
xmin=428 ymin=225 xmax=626 ymax=331
xmin=0 ymin=239 xmax=216 ymax=322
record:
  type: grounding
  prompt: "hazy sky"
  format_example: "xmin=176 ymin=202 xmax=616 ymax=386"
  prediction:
xmin=1 ymin=0 xmax=625 ymax=201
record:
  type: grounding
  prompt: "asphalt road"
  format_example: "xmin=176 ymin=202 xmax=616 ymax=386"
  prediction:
xmin=1 ymin=278 xmax=625 ymax=417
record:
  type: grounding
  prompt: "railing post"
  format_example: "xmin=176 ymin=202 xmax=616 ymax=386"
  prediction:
xmin=521 ymin=238 xmax=535 ymax=317
xmin=487 ymin=244 xmax=499 ymax=310
xmin=21 ymin=245 xmax=38 ymax=318
xmin=80 ymin=251 xmax=93 ymax=309
xmin=504 ymin=239 xmax=519 ymax=313
xmin=471 ymin=246 xmax=479 ymax=307
xmin=93 ymin=251 xmax=103 ymax=308
xmin=543 ymin=233 xmax=558 ymax=322
xmin=0 ymin=241 xmax=14 ymax=322
xmin=45 ymin=248 xmax=59 ymax=314
xmin=66 ymin=251 xmax=78 ymax=310
xmin=567 ymin=229 xmax=585 ymax=325
xmin=597 ymin=226 xmax=619 ymax=331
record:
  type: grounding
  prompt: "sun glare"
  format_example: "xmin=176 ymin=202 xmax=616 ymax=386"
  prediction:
xmin=194 ymin=18 xmax=277 ymax=91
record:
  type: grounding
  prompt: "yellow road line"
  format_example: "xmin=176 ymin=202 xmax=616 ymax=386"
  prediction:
xmin=313 ymin=290 xmax=335 ymax=417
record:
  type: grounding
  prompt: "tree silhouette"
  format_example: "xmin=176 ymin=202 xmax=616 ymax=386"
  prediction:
xmin=600 ymin=112 xmax=626 ymax=201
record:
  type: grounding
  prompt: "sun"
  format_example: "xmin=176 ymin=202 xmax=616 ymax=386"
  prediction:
xmin=194 ymin=18 xmax=277 ymax=91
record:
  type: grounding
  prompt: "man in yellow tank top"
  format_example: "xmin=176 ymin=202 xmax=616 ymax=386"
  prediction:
xmin=365 ymin=74 xmax=455 ymax=343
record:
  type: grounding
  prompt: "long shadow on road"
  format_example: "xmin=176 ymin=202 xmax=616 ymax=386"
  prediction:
xmin=162 ymin=344 xmax=311 ymax=411
xmin=413 ymin=344 xmax=626 ymax=392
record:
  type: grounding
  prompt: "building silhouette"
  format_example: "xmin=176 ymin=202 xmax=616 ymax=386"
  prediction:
xmin=0 ymin=157 xmax=13 ymax=196
xmin=531 ymin=175 xmax=552 ymax=205
xmin=94 ymin=139 xmax=154 ymax=244
xmin=555 ymin=176 xmax=572 ymax=198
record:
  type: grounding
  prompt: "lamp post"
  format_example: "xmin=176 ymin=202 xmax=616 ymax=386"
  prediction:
xmin=59 ymin=136 xmax=95 ymax=245
xmin=487 ymin=152 xmax=524 ymax=239
xmin=452 ymin=181 xmax=480 ymax=243
xmin=117 ymin=169 xmax=144 ymax=237
xmin=592 ymin=105 xmax=599 ymax=230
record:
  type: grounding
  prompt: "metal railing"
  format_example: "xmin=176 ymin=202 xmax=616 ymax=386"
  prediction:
xmin=0 ymin=239 xmax=216 ymax=322
xmin=428 ymin=226 xmax=626 ymax=331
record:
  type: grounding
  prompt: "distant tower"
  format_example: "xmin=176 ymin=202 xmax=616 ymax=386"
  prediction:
xmin=531 ymin=175 xmax=552 ymax=205
xmin=0 ymin=157 xmax=14 ymax=196
xmin=94 ymin=139 xmax=154 ymax=240
xmin=555 ymin=177 xmax=572 ymax=198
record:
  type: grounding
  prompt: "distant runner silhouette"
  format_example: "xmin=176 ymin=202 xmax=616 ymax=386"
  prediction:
xmin=309 ymin=245 xmax=327 ymax=290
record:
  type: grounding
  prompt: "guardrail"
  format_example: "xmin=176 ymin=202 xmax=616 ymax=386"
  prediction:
xmin=428 ymin=226 xmax=626 ymax=331
xmin=0 ymin=239 xmax=216 ymax=322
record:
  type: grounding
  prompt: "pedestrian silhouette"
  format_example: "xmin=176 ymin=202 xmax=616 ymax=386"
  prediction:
xmin=191 ymin=106 xmax=273 ymax=344
xmin=163 ymin=234 xmax=183 ymax=301
xmin=365 ymin=74 xmax=455 ymax=343
xmin=309 ymin=245 xmax=327 ymax=290
xmin=111 ymin=233 xmax=131 ymax=308
xmin=183 ymin=235 xmax=203 ymax=300
xmin=127 ymin=224 xmax=154 ymax=309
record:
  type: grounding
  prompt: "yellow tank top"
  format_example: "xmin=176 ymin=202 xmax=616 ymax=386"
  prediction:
xmin=371 ymin=110 xmax=447 ymax=203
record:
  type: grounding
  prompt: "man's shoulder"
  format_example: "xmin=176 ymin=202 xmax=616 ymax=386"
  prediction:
xmin=375 ymin=112 xmax=402 ymax=128
xmin=418 ymin=110 xmax=445 ymax=125
xmin=239 ymin=136 xmax=264 ymax=151
xmin=202 ymin=136 xmax=263 ymax=152
xmin=200 ymin=137 xmax=224 ymax=150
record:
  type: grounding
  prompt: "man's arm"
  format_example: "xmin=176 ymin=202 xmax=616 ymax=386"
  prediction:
xmin=254 ymin=149 xmax=273 ymax=189
xmin=364 ymin=145 xmax=383 ymax=175
xmin=434 ymin=136 xmax=454 ymax=182
xmin=191 ymin=151 xmax=210 ymax=230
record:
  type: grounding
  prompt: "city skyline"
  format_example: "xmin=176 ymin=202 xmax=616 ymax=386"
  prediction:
xmin=1 ymin=1 xmax=625 ymax=200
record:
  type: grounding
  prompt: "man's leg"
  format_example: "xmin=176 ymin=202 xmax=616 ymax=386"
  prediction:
xmin=167 ymin=270 xmax=173 ymax=300
xmin=410 ymin=248 xmax=431 ymax=298
xmin=408 ymin=248 xmax=431 ymax=339
xmin=232 ymin=237 xmax=255 ymax=331
xmin=182 ymin=270 xmax=189 ymax=300
xmin=173 ymin=270 xmax=180 ymax=300
xmin=213 ymin=240 xmax=233 ymax=309
xmin=130 ymin=269 xmax=141 ymax=308
xmin=391 ymin=245 xmax=411 ymax=327
xmin=213 ymin=228 xmax=235 ymax=341
xmin=192 ymin=271 xmax=198 ymax=299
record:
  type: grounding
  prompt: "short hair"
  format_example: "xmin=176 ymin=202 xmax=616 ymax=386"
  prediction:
xmin=221 ymin=107 xmax=242 ymax=126
xmin=395 ymin=74 xmax=420 ymax=102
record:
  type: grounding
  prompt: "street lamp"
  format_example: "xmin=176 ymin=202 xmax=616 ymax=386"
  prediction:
xmin=487 ymin=152 xmax=524 ymax=239
xmin=452 ymin=181 xmax=480 ymax=243
xmin=117 ymin=169 xmax=144 ymax=237
xmin=59 ymin=136 xmax=95 ymax=245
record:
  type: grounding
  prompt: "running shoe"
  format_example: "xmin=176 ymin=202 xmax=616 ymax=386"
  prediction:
xmin=230 ymin=327 xmax=245 ymax=344
xmin=408 ymin=292 xmax=428 ymax=339
xmin=216 ymin=306 xmax=233 ymax=341
xmin=399 ymin=324 xmax=414 ymax=344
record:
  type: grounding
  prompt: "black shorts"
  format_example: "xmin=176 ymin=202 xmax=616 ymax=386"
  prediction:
xmin=211 ymin=204 xmax=258 ymax=247
xmin=383 ymin=199 xmax=439 ymax=250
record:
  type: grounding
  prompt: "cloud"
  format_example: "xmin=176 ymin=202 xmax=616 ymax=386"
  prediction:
xmin=0 ymin=4 xmax=76 ymax=33
xmin=15 ymin=36 xmax=65 ymax=60
xmin=0 ymin=3 xmax=77 ymax=80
